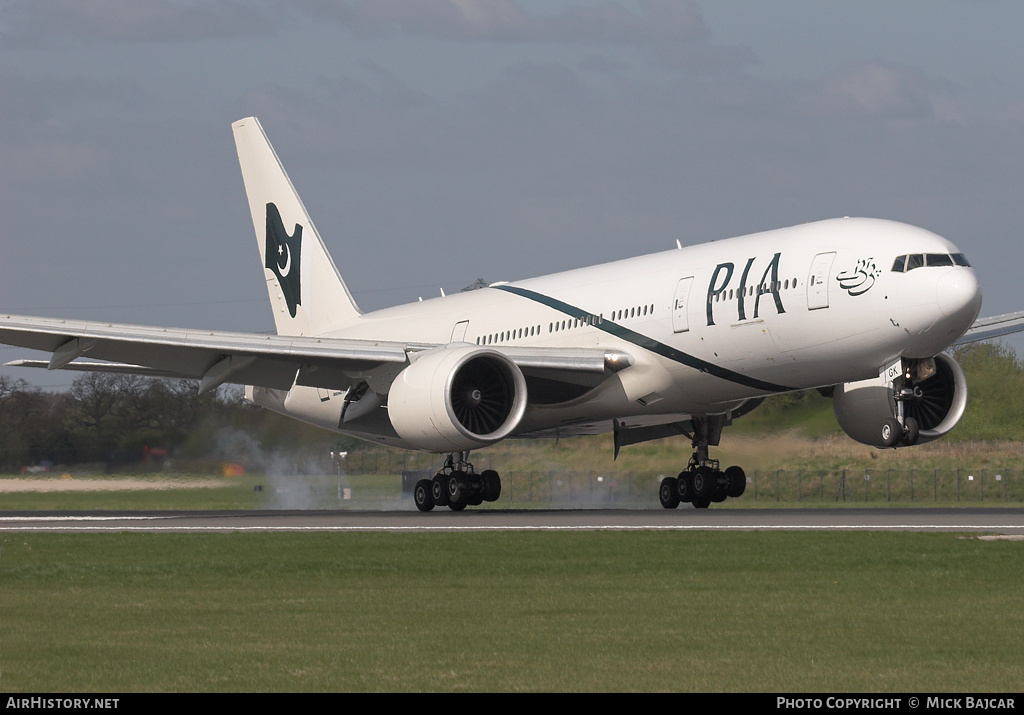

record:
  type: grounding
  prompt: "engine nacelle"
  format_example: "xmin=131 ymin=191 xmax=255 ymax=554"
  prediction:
xmin=388 ymin=345 xmax=528 ymax=452
xmin=833 ymin=353 xmax=968 ymax=447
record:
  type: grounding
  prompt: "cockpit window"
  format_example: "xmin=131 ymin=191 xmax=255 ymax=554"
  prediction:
xmin=892 ymin=252 xmax=970 ymax=272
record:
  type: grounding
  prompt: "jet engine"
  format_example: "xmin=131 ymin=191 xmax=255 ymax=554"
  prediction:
xmin=832 ymin=353 xmax=968 ymax=448
xmin=388 ymin=345 xmax=528 ymax=452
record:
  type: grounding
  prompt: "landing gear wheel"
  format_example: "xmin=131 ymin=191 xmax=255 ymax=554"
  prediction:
xmin=659 ymin=477 xmax=680 ymax=509
xmin=901 ymin=416 xmax=920 ymax=446
xmin=676 ymin=471 xmax=693 ymax=503
xmin=414 ymin=479 xmax=434 ymax=512
xmin=467 ymin=476 xmax=484 ymax=506
xmin=692 ymin=466 xmax=716 ymax=499
xmin=692 ymin=496 xmax=711 ymax=509
xmin=431 ymin=475 xmax=449 ymax=507
xmin=481 ymin=470 xmax=502 ymax=502
xmin=447 ymin=471 xmax=468 ymax=510
xmin=725 ymin=465 xmax=746 ymax=498
xmin=711 ymin=479 xmax=728 ymax=503
xmin=880 ymin=418 xmax=901 ymax=448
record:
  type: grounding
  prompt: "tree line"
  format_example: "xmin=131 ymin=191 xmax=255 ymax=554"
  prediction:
xmin=0 ymin=373 xmax=357 ymax=472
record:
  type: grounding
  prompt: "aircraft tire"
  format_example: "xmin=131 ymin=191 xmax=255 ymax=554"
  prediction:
xmin=725 ymin=465 xmax=746 ymax=498
xmin=447 ymin=471 xmax=468 ymax=509
xmin=692 ymin=466 xmax=715 ymax=499
xmin=901 ymin=416 xmax=920 ymax=446
xmin=414 ymin=479 xmax=434 ymax=512
xmin=676 ymin=471 xmax=693 ymax=503
xmin=467 ymin=476 xmax=484 ymax=506
xmin=659 ymin=477 xmax=680 ymax=509
xmin=880 ymin=418 xmax=901 ymax=448
xmin=431 ymin=475 xmax=449 ymax=507
xmin=692 ymin=496 xmax=711 ymax=509
xmin=481 ymin=470 xmax=502 ymax=502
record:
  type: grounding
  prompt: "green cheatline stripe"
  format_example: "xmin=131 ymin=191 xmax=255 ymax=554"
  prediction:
xmin=493 ymin=284 xmax=795 ymax=393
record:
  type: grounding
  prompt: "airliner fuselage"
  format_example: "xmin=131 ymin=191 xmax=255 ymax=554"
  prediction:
xmin=271 ymin=216 xmax=981 ymax=450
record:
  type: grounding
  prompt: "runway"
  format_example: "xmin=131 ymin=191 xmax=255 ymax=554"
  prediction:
xmin=2 ymin=507 xmax=1024 ymax=534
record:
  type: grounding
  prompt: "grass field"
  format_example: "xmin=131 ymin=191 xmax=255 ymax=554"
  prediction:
xmin=2 ymin=531 xmax=1022 ymax=692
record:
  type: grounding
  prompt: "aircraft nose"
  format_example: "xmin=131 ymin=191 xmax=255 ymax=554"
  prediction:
xmin=936 ymin=268 xmax=982 ymax=322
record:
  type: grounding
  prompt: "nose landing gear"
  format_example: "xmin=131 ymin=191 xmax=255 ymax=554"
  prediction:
xmin=881 ymin=374 xmax=925 ymax=448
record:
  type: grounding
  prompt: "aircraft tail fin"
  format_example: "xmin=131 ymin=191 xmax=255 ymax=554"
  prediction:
xmin=232 ymin=116 xmax=360 ymax=336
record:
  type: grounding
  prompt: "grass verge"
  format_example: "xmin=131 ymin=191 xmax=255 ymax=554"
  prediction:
xmin=1 ymin=531 xmax=1021 ymax=692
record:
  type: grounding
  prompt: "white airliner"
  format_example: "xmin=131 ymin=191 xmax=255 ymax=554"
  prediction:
xmin=2 ymin=117 xmax=1021 ymax=510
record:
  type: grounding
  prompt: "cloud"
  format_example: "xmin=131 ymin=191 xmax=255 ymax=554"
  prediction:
xmin=315 ymin=0 xmax=704 ymax=42
xmin=802 ymin=60 xmax=963 ymax=122
xmin=1 ymin=1 xmax=756 ymax=73
xmin=301 ymin=0 xmax=753 ymax=71
xmin=0 ymin=0 xmax=281 ymax=45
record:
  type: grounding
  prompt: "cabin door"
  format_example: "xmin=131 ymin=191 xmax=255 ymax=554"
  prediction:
xmin=807 ymin=252 xmax=836 ymax=310
xmin=672 ymin=277 xmax=694 ymax=333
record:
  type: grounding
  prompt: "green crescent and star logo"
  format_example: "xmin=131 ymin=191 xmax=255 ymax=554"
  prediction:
xmin=264 ymin=202 xmax=302 ymax=317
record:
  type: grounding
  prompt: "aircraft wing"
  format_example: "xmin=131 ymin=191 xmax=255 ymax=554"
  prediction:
xmin=0 ymin=313 xmax=629 ymax=394
xmin=955 ymin=310 xmax=1024 ymax=345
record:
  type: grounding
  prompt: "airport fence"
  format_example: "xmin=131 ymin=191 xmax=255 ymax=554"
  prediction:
xmin=11 ymin=450 xmax=1022 ymax=509
xmin=379 ymin=462 xmax=1024 ymax=507
xmin=735 ymin=467 xmax=1024 ymax=504
xmin=216 ymin=449 xmax=1023 ymax=506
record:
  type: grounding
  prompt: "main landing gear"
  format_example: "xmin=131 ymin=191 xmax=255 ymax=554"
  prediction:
xmin=658 ymin=416 xmax=746 ymax=509
xmin=659 ymin=453 xmax=746 ymax=509
xmin=413 ymin=452 xmax=502 ymax=512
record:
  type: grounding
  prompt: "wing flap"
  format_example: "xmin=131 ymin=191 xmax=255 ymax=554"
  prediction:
xmin=5 ymin=360 xmax=192 ymax=379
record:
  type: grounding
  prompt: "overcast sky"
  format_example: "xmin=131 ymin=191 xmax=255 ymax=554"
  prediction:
xmin=3 ymin=1 xmax=1024 ymax=388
